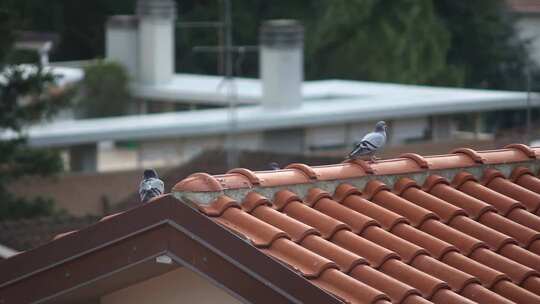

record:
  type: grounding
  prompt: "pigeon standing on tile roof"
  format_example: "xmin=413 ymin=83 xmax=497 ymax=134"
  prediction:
xmin=269 ymin=162 xmax=280 ymax=170
xmin=139 ymin=169 xmax=165 ymax=203
xmin=347 ymin=121 xmax=387 ymax=161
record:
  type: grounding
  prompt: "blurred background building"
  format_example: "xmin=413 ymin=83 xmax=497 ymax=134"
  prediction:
xmin=0 ymin=0 xmax=539 ymax=234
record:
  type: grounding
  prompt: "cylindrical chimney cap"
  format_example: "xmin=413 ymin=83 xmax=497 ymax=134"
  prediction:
xmin=136 ymin=0 xmax=177 ymax=19
xmin=107 ymin=15 xmax=139 ymax=29
xmin=260 ymin=19 xmax=304 ymax=48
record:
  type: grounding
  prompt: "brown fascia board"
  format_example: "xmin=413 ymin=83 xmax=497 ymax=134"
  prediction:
xmin=0 ymin=195 xmax=341 ymax=304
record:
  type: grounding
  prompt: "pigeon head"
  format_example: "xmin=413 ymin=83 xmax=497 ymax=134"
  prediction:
xmin=143 ymin=169 xmax=158 ymax=179
xmin=375 ymin=121 xmax=387 ymax=132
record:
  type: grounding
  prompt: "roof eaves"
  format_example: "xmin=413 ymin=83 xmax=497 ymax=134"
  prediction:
xmin=0 ymin=195 xmax=342 ymax=304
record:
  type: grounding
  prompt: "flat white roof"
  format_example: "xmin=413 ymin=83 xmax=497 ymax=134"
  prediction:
xmin=2 ymin=67 xmax=536 ymax=147
xmin=7 ymin=79 xmax=535 ymax=147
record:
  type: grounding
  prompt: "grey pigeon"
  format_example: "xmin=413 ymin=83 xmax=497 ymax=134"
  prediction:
xmin=347 ymin=121 xmax=387 ymax=161
xmin=269 ymin=162 xmax=280 ymax=170
xmin=139 ymin=169 xmax=165 ymax=203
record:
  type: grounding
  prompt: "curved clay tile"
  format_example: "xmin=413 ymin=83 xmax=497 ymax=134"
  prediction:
xmin=262 ymin=238 xmax=338 ymax=278
xmin=196 ymin=195 xmax=238 ymax=216
xmin=172 ymin=172 xmax=224 ymax=192
xmin=273 ymin=189 xmax=301 ymax=211
xmin=492 ymin=280 xmax=540 ymax=304
xmin=304 ymin=187 xmax=332 ymax=207
xmin=341 ymin=194 xmax=409 ymax=231
xmin=369 ymin=158 xmax=423 ymax=175
xmin=507 ymin=207 xmax=540 ymax=233
xmin=314 ymin=197 xmax=380 ymax=234
xmin=425 ymin=153 xmax=475 ymax=170
xmin=333 ymin=183 xmax=362 ymax=203
xmin=451 ymin=148 xmax=486 ymax=164
xmin=348 ymin=264 xmax=422 ymax=304
xmin=378 ymin=259 xmax=449 ymax=299
xmin=331 ymin=230 xmax=400 ymax=269
xmin=504 ymin=143 xmax=537 ymax=159
xmin=410 ymin=254 xmax=479 ymax=293
xmin=400 ymin=181 xmax=467 ymax=224
xmin=361 ymin=226 xmax=429 ymax=264
xmin=419 ymin=219 xmax=487 ymax=256
xmin=391 ymin=224 xmax=459 ymax=260
xmin=483 ymin=169 xmax=540 ymax=214
xmin=460 ymin=283 xmax=513 ymax=304
xmin=428 ymin=179 xmax=496 ymax=220
xmin=441 ymin=251 xmax=508 ymax=289
xmin=252 ymin=169 xmax=312 ymax=187
xmin=498 ymin=244 xmax=540 ymax=272
xmin=370 ymin=188 xmax=439 ymax=228
xmin=285 ymin=163 xmax=319 ymax=180
xmin=478 ymin=148 xmax=533 ymax=164
xmin=313 ymin=163 xmax=368 ymax=180
xmin=470 ymin=247 xmax=538 ymax=287
xmin=430 ymin=288 xmax=476 ymax=304
xmin=448 ymin=216 xmax=517 ymax=252
xmin=311 ymin=268 xmax=391 ymax=304
xmin=282 ymin=200 xmax=350 ymax=239
xmin=514 ymin=172 xmax=540 ymax=195
xmin=250 ymin=204 xmax=319 ymax=243
xmin=521 ymin=276 xmax=540 ymax=296
xmin=300 ymin=234 xmax=367 ymax=273
xmin=456 ymin=177 xmax=525 ymax=216
xmin=241 ymin=191 xmax=271 ymax=213
xmin=226 ymin=168 xmax=261 ymax=186
xmin=215 ymin=207 xmax=288 ymax=247
xmin=509 ymin=166 xmax=534 ymax=183
xmin=479 ymin=211 xmax=540 ymax=249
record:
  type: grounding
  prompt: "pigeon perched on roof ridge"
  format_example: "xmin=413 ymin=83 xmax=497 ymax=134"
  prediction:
xmin=139 ymin=169 xmax=165 ymax=203
xmin=269 ymin=162 xmax=280 ymax=170
xmin=346 ymin=121 xmax=387 ymax=161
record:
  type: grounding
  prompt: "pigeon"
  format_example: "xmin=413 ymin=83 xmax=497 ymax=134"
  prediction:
xmin=139 ymin=169 xmax=165 ymax=203
xmin=347 ymin=121 xmax=387 ymax=161
xmin=269 ymin=162 xmax=280 ymax=170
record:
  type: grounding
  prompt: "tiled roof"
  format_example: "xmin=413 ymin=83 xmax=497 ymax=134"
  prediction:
xmin=173 ymin=144 xmax=540 ymax=304
xmin=507 ymin=0 xmax=540 ymax=14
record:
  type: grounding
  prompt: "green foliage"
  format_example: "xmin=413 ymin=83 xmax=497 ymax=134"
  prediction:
xmin=307 ymin=0 xmax=453 ymax=84
xmin=77 ymin=60 xmax=131 ymax=118
xmin=433 ymin=0 xmax=532 ymax=90
xmin=0 ymin=11 xmax=68 ymax=220
xmin=1 ymin=0 xmax=536 ymax=90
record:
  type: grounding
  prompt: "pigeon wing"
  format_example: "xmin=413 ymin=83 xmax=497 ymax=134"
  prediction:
xmin=360 ymin=131 xmax=386 ymax=149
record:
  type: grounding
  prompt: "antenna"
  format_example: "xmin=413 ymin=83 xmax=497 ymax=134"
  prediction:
xmin=188 ymin=0 xmax=259 ymax=169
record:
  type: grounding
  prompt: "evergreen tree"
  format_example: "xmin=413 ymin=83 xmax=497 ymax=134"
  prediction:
xmin=0 ymin=9 xmax=69 ymax=220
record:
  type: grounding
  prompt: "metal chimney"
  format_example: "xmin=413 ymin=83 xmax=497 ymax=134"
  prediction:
xmin=136 ymin=0 xmax=177 ymax=85
xmin=260 ymin=20 xmax=304 ymax=110
xmin=106 ymin=15 xmax=139 ymax=80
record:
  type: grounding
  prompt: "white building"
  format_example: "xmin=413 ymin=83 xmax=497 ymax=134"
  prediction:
xmin=8 ymin=0 xmax=538 ymax=172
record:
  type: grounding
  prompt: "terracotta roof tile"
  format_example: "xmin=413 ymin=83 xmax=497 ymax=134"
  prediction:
xmin=172 ymin=145 xmax=540 ymax=303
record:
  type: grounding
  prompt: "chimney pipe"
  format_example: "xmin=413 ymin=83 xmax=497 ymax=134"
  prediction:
xmin=260 ymin=20 xmax=304 ymax=110
xmin=136 ymin=0 xmax=177 ymax=85
xmin=106 ymin=15 xmax=139 ymax=80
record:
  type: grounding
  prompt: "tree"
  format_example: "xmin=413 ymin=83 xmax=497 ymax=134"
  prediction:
xmin=306 ymin=0 xmax=455 ymax=84
xmin=76 ymin=60 xmax=131 ymax=118
xmin=0 ymin=10 xmax=69 ymax=220
xmin=433 ymin=0 xmax=534 ymax=90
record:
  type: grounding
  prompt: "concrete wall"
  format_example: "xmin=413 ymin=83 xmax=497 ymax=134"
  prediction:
xmin=516 ymin=16 xmax=540 ymax=66
xmin=101 ymin=267 xmax=242 ymax=304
